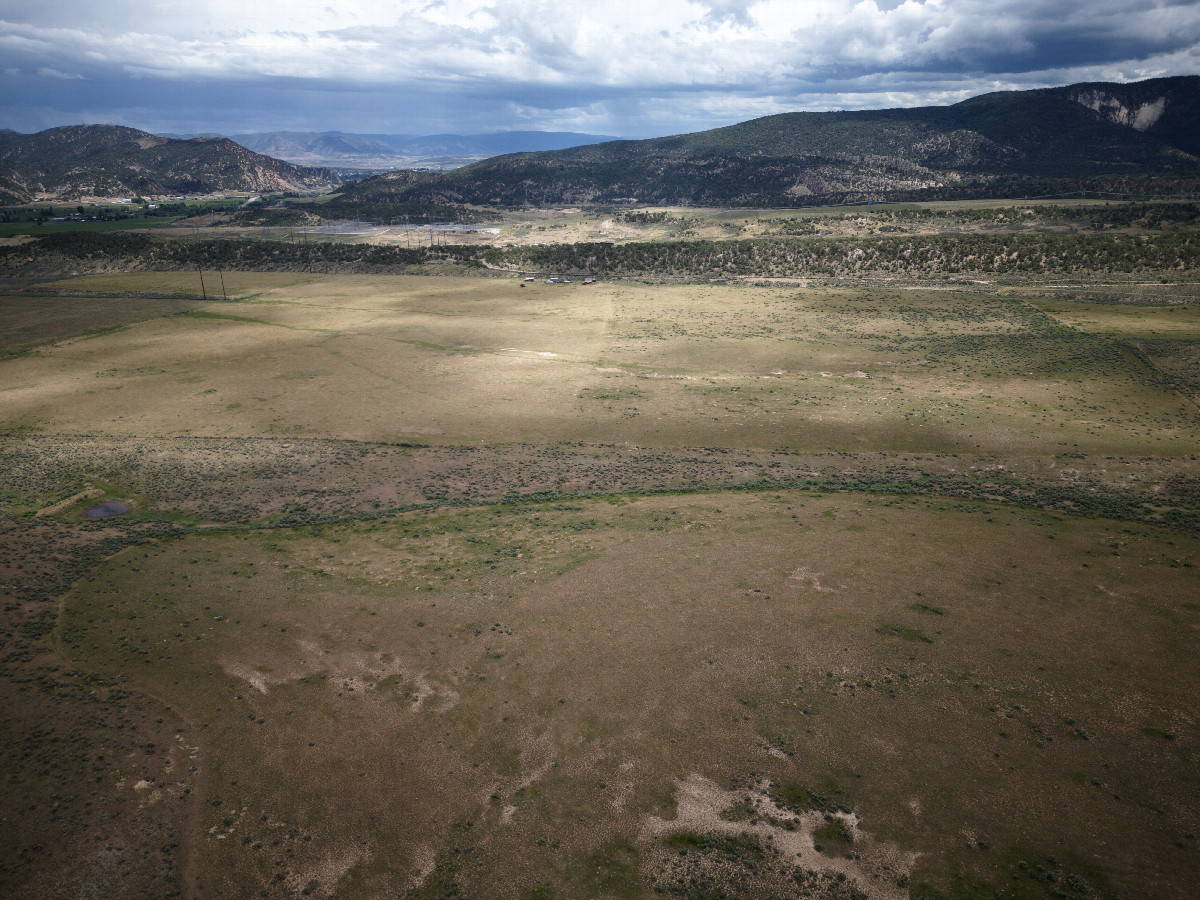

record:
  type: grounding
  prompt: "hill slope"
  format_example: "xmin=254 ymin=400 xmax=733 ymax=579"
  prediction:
xmin=0 ymin=125 xmax=340 ymax=199
xmin=346 ymin=76 xmax=1200 ymax=208
xmin=217 ymin=130 xmax=622 ymax=169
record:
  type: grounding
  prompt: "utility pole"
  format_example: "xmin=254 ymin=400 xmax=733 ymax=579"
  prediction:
xmin=198 ymin=266 xmax=207 ymax=301
xmin=219 ymin=270 xmax=227 ymax=301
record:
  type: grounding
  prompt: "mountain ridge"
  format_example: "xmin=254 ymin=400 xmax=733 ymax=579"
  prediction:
xmin=161 ymin=130 xmax=622 ymax=169
xmin=340 ymin=76 xmax=1200 ymax=208
xmin=0 ymin=125 xmax=340 ymax=200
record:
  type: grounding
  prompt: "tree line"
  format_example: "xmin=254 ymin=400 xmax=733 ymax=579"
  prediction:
xmin=5 ymin=230 xmax=1197 ymax=279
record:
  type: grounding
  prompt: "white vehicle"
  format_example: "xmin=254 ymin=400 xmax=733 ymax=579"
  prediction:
xmin=523 ymin=276 xmax=535 ymax=281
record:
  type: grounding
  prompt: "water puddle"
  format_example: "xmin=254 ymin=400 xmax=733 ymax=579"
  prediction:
xmin=84 ymin=500 xmax=131 ymax=518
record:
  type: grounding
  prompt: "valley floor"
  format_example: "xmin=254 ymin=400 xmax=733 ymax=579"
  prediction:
xmin=1 ymin=261 xmax=1197 ymax=899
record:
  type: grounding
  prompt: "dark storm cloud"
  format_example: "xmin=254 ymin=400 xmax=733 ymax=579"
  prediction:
xmin=1 ymin=1 xmax=1198 ymax=137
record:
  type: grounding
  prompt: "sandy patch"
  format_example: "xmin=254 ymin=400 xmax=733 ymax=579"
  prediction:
xmin=408 ymin=672 xmax=460 ymax=713
xmin=404 ymin=844 xmax=437 ymax=892
xmin=640 ymin=774 xmax=914 ymax=900
xmin=500 ymin=348 xmax=559 ymax=358
xmin=286 ymin=843 xmax=369 ymax=897
xmin=790 ymin=566 xmax=836 ymax=592
xmin=222 ymin=641 xmax=458 ymax=712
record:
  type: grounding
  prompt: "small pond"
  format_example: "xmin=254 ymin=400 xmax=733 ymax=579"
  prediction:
xmin=84 ymin=500 xmax=131 ymax=518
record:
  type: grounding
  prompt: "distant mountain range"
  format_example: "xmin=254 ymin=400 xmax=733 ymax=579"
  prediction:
xmin=161 ymin=131 xmax=621 ymax=170
xmin=5 ymin=76 xmax=1197 ymax=210
xmin=0 ymin=126 xmax=340 ymax=202
xmin=341 ymin=76 xmax=1200 ymax=208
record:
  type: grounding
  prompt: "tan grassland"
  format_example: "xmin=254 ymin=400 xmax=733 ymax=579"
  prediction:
xmin=33 ymin=272 xmax=323 ymax=298
xmin=1 ymin=235 xmax=1198 ymax=900
xmin=49 ymin=494 xmax=1200 ymax=900
xmin=2 ymin=275 xmax=1196 ymax=458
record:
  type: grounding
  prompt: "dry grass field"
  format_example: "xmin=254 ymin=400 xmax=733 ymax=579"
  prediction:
xmin=2 ymin=275 xmax=1196 ymax=459
xmin=0 ymin=274 xmax=324 ymax=357
xmin=51 ymin=494 xmax=1200 ymax=900
xmin=1 ymin=241 xmax=1198 ymax=900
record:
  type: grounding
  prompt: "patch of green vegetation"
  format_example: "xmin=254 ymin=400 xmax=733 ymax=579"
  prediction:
xmin=489 ymin=231 xmax=1200 ymax=279
xmin=772 ymin=780 xmax=840 ymax=813
xmin=181 ymin=310 xmax=280 ymax=327
xmin=654 ymin=781 xmax=678 ymax=814
xmin=0 ymin=217 xmax=181 ymax=237
xmin=717 ymin=799 xmax=755 ymax=822
xmin=15 ymin=231 xmax=476 ymax=274
xmin=813 ymin=819 xmax=855 ymax=854
xmin=1141 ymin=726 xmax=1177 ymax=741
xmin=709 ymin=833 xmax=767 ymax=864
xmin=580 ymin=387 xmax=646 ymax=401
xmin=581 ymin=839 xmax=641 ymax=898
xmin=913 ymin=844 xmax=1111 ymax=900
xmin=908 ymin=602 xmax=947 ymax=616
xmin=664 ymin=831 xmax=707 ymax=850
xmin=664 ymin=831 xmax=767 ymax=866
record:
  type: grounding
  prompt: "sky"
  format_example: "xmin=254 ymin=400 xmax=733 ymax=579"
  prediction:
xmin=2 ymin=0 xmax=1199 ymax=139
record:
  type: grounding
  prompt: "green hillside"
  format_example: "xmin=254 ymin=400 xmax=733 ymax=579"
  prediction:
xmin=341 ymin=76 xmax=1200 ymax=208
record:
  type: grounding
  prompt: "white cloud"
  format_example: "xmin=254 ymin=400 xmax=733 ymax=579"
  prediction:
xmin=36 ymin=66 xmax=85 ymax=80
xmin=3 ymin=2 xmax=1194 ymax=88
xmin=1 ymin=1 xmax=1199 ymax=134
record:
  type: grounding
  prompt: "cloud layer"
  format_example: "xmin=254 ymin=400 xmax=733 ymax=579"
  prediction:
xmin=2 ymin=1 xmax=1199 ymax=136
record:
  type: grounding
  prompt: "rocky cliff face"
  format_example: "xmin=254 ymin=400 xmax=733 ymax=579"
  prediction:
xmin=1070 ymin=89 xmax=1168 ymax=132
xmin=1055 ymin=75 xmax=1200 ymax=156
